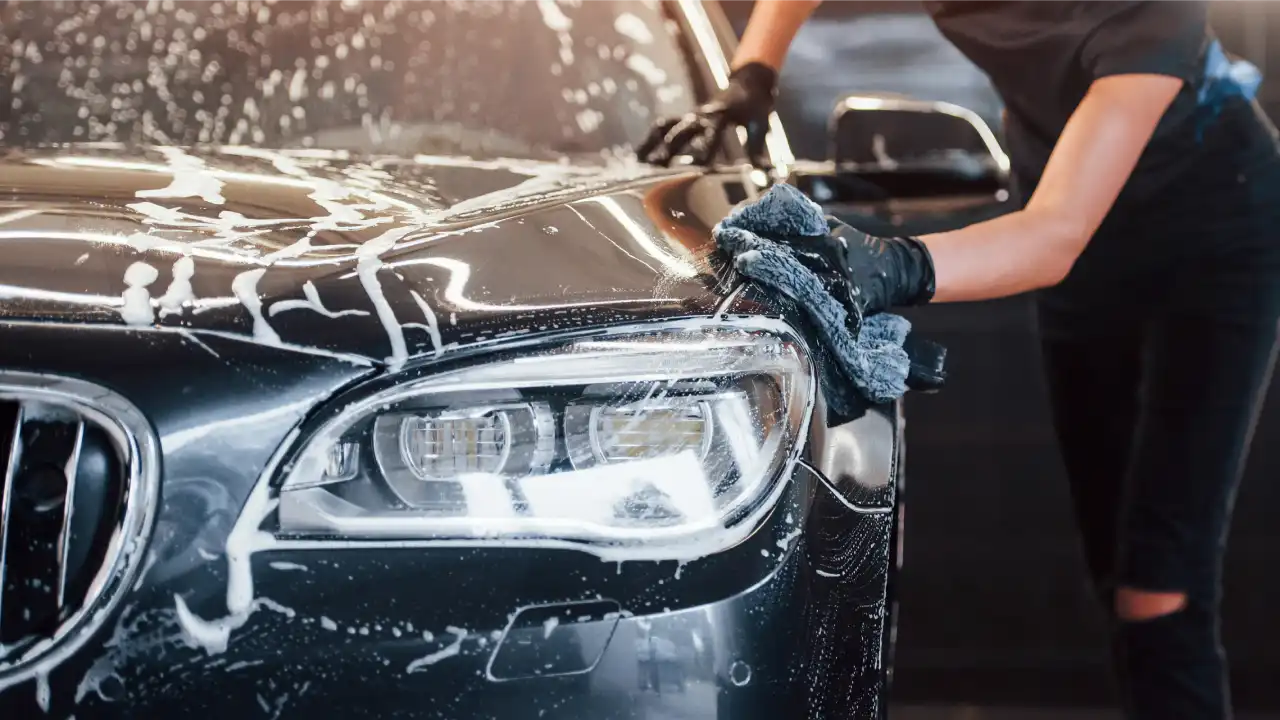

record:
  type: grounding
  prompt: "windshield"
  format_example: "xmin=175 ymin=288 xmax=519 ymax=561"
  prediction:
xmin=0 ymin=0 xmax=700 ymax=161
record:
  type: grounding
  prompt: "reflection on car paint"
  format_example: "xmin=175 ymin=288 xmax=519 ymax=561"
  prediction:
xmin=0 ymin=3 xmax=900 ymax=719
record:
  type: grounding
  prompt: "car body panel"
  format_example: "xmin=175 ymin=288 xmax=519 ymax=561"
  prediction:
xmin=0 ymin=141 xmax=901 ymax=718
xmin=0 ymin=147 xmax=748 ymax=365
xmin=0 ymin=316 xmax=898 ymax=719
xmin=0 ymin=2 xmax=902 ymax=718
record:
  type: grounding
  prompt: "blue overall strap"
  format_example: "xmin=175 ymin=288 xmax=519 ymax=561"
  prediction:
xmin=1196 ymin=38 xmax=1261 ymax=137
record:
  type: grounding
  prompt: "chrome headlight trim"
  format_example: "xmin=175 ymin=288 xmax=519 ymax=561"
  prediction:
xmin=261 ymin=317 xmax=815 ymax=562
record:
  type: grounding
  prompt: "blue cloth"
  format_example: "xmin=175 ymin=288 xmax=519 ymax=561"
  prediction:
xmin=1196 ymin=39 xmax=1262 ymax=139
xmin=712 ymin=183 xmax=913 ymax=415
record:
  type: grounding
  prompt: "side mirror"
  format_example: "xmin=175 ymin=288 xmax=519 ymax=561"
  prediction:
xmin=828 ymin=94 xmax=1009 ymax=196
xmin=785 ymin=94 xmax=1014 ymax=236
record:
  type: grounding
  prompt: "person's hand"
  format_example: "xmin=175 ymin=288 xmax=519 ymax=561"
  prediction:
xmin=783 ymin=217 xmax=937 ymax=321
xmin=636 ymin=62 xmax=777 ymax=169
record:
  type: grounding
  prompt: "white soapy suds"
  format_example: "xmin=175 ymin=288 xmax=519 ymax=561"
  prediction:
xmin=457 ymin=475 xmax=516 ymax=518
xmin=120 ymin=261 xmax=159 ymax=326
xmin=268 ymin=561 xmax=309 ymax=572
xmin=170 ymin=471 xmax=281 ymax=656
xmin=225 ymin=659 xmax=265 ymax=672
xmin=356 ymin=225 xmax=417 ymax=370
xmin=320 ymin=616 xmax=339 ymax=632
xmin=75 ymin=253 xmax=90 ymax=265
xmin=259 ymin=232 xmax=317 ymax=265
xmin=406 ymin=289 xmax=443 ymax=357
xmin=625 ymin=54 xmax=666 ymax=86
xmin=613 ymin=13 xmax=653 ymax=44
xmin=815 ymin=569 xmax=841 ymax=578
xmin=35 ymin=671 xmax=49 ymax=712
xmin=124 ymin=201 xmax=188 ymax=226
xmin=776 ymin=526 xmax=803 ymax=552
xmin=135 ymin=147 xmax=226 ymax=204
xmin=406 ymin=626 xmax=467 ymax=673
xmin=255 ymin=598 xmax=297 ymax=619
xmin=231 ymin=268 xmax=281 ymax=346
xmin=172 ymin=594 xmax=237 ymax=655
xmin=157 ymin=255 xmax=196 ymax=315
xmin=269 ymin=280 xmax=370 ymax=319
xmin=542 ymin=616 xmax=559 ymax=639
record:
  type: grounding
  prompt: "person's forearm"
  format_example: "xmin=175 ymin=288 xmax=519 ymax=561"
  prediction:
xmin=733 ymin=0 xmax=822 ymax=71
xmin=919 ymin=208 xmax=1087 ymax=303
xmin=918 ymin=74 xmax=1182 ymax=305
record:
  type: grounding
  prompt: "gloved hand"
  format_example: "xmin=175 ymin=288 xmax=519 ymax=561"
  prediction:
xmin=784 ymin=217 xmax=937 ymax=323
xmin=636 ymin=62 xmax=777 ymax=169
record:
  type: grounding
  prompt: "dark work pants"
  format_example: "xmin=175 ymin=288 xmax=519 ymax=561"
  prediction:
xmin=1035 ymin=103 xmax=1280 ymax=719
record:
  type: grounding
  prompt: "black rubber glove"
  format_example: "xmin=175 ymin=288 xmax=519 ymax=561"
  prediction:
xmin=636 ymin=62 xmax=777 ymax=169
xmin=785 ymin=217 xmax=937 ymax=321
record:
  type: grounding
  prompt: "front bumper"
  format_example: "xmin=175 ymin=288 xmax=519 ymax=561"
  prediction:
xmin=0 ymin=323 xmax=896 ymax=720
xmin=4 ymin=467 xmax=892 ymax=720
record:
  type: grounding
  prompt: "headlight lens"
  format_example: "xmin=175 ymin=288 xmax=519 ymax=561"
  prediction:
xmin=276 ymin=323 xmax=812 ymax=553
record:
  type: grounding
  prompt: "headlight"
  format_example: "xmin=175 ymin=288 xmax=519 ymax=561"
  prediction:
xmin=275 ymin=322 xmax=812 ymax=556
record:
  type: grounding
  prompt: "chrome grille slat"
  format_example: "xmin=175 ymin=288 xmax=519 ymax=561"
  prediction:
xmin=0 ymin=403 xmax=24 ymax=639
xmin=0 ymin=405 xmax=85 ymax=644
xmin=56 ymin=420 xmax=84 ymax=608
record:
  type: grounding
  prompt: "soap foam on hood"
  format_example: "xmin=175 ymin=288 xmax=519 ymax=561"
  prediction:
xmin=157 ymin=256 xmax=196 ymax=316
xmin=269 ymin=280 xmax=370 ymax=320
xmin=231 ymin=268 xmax=281 ymax=346
xmin=355 ymin=225 xmax=417 ymax=370
xmin=135 ymin=147 xmax=227 ymax=205
xmin=120 ymin=261 xmax=159 ymax=326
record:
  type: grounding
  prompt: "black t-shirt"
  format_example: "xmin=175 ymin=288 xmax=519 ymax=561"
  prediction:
xmin=921 ymin=1 xmax=1248 ymax=212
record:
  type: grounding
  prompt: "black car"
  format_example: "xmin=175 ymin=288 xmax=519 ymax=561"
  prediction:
xmin=0 ymin=2 xmax=975 ymax=718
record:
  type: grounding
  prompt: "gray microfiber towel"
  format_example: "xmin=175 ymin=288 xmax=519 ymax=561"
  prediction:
xmin=713 ymin=183 xmax=912 ymax=414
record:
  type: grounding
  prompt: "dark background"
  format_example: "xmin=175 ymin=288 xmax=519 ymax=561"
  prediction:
xmin=721 ymin=0 xmax=1280 ymax=712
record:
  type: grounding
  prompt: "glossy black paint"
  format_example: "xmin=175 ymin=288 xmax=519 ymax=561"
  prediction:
xmin=0 ymin=147 xmax=740 ymax=360
xmin=0 ymin=142 xmax=901 ymax=718
xmin=0 ymin=0 xmax=914 ymax=714
xmin=0 ymin=329 xmax=898 ymax=719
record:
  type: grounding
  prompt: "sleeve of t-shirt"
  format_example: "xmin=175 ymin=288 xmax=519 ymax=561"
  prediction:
xmin=1079 ymin=1 xmax=1208 ymax=82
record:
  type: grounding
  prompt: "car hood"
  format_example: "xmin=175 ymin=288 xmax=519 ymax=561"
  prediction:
xmin=0 ymin=145 xmax=744 ymax=367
